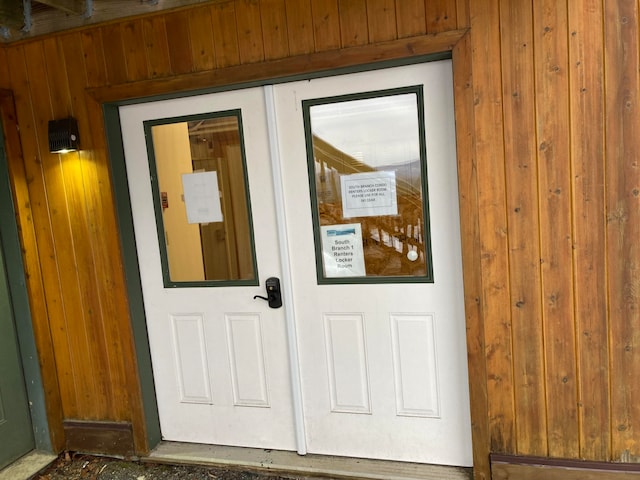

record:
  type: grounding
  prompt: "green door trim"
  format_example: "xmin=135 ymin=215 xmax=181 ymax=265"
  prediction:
xmin=104 ymin=105 xmax=162 ymax=449
xmin=0 ymin=120 xmax=52 ymax=452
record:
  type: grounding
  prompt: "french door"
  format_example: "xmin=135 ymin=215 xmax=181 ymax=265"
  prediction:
xmin=120 ymin=60 xmax=472 ymax=466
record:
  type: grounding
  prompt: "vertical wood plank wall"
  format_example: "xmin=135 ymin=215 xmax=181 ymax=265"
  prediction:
xmin=0 ymin=0 xmax=639 ymax=476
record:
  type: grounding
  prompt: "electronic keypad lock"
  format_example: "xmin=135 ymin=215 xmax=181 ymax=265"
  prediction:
xmin=253 ymin=277 xmax=282 ymax=308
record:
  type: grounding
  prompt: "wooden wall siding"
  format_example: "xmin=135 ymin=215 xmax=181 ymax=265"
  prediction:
xmin=0 ymin=90 xmax=65 ymax=451
xmin=451 ymin=30 xmax=490 ymax=479
xmin=3 ymin=38 xmax=145 ymax=446
xmin=533 ymin=0 xmax=578 ymax=460
xmin=499 ymin=1 xmax=546 ymax=458
xmin=569 ymin=0 xmax=609 ymax=461
xmin=0 ymin=0 xmax=639 ymax=476
xmin=467 ymin=0 xmax=637 ymax=464
xmin=466 ymin=0 xmax=640 ymax=465
xmin=606 ymin=0 xmax=640 ymax=462
xmin=468 ymin=0 xmax=515 ymax=456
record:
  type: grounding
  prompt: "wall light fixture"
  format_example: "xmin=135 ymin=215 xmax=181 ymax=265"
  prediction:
xmin=48 ymin=117 xmax=80 ymax=153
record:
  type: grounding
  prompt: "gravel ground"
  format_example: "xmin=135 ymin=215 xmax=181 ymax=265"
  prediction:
xmin=34 ymin=453 xmax=323 ymax=480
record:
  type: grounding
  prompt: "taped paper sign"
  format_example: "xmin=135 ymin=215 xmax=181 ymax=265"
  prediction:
xmin=340 ymin=171 xmax=398 ymax=218
xmin=321 ymin=223 xmax=366 ymax=277
xmin=182 ymin=171 xmax=223 ymax=224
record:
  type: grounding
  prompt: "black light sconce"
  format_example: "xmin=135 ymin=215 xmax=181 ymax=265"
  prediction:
xmin=48 ymin=117 xmax=80 ymax=153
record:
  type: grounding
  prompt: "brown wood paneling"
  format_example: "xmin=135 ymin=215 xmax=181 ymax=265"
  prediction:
xmin=211 ymin=2 xmax=241 ymax=68
xmin=366 ymin=0 xmax=397 ymax=43
xmin=62 ymin=155 xmax=113 ymax=416
xmin=338 ymin=0 xmax=369 ymax=47
xmin=311 ymin=0 xmax=341 ymax=52
xmin=62 ymin=33 xmax=131 ymax=424
xmin=165 ymin=10 xmax=194 ymax=75
xmin=85 ymin=86 xmax=148 ymax=449
xmin=568 ymin=0 xmax=609 ymax=461
xmin=47 ymin=34 xmax=114 ymax=420
xmin=456 ymin=0 xmax=469 ymax=29
xmin=4 ymin=33 xmax=148 ymax=450
xmin=0 ymin=91 xmax=65 ymax=450
xmin=59 ymin=34 xmax=89 ymax=115
xmin=101 ymin=24 xmax=128 ymax=85
xmin=425 ymin=0 xmax=457 ymax=34
xmin=236 ymin=0 xmax=264 ymax=64
xmin=88 ymin=30 xmax=466 ymax=103
xmin=188 ymin=6 xmax=216 ymax=71
xmin=468 ymin=0 xmax=515 ymax=455
xmin=285 ymin=0 xmax=314 ymax=56
xmin=64 ymin=29 xmax=145 ymax=443
xmin=43 ymin=38 xmax=72 ymax=113
xmin=63 ymin=420 xmax=134 ymax=457
xmin=605 ymin=0 xmax=640 ymax=462
xmin=452 ymin=30 xmax=490 ymax=480
xmin=396 ymin=0 xmax=427 ymax=38
xmin=7 ymin=44 xmax=80 ymax=420
xmin=142 ymin=16 xmax=172 ymax=78
xmin=82 ymin=143 xmax=141 ymax=433
xmin=533 ymin=0 xmax=579 ymax=459
xmin=121 ymin=20 xmax=149 ymax=82
xmin=260 ymin=0 xmax=289 ymax=60
xmin=80 ymin=29 xmax=108 ymax=88
xmin=499 ymin=0 xmax=546 ymax=457
xmin=26 ymin=39 xmax=106 ymax=420
xmin=0 ymin=49 xmax=8 ymax=88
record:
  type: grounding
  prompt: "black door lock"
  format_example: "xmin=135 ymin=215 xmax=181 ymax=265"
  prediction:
xmin=253 ymin=277 xmax=282 ymax=308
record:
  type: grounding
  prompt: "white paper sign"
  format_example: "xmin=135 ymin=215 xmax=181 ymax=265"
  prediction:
xmin=321 ymin=223 xmax=366 ymax=277
xmin=340 ymin=171 xmax=398 ymax=218
xmin=181 ymin=171 xmax=223 ymax=224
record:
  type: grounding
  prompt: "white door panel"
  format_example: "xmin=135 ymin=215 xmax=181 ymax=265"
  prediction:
xmin=120 ymin=89 xmax=297 ymax=449
xmin=273 ymin=61 xmax=471 ymax=465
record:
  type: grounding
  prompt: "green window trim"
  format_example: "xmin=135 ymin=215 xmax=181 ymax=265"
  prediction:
xmin=143 ymin=110 xmax=259 ymax=288
xmin=302 ymin=86 xmax=434 ymax=285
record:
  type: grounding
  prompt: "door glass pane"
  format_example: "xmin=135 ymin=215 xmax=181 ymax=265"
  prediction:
xmin=303 ymin=87 xmax=434 ymax=283
xmin=145 ymin=111 xmax=258 ymax=286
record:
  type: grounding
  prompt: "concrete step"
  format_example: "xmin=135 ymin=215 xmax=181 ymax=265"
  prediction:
xmin=146 ymin=441 xmax=472 ymax=480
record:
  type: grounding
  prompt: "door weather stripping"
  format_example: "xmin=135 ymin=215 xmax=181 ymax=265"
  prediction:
xmin=263 ymin=85 xmax=307 ymax=455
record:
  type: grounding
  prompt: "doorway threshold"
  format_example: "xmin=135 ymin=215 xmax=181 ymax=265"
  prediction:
xmin=145 ymin=442 xmax=472 ymax=480
xmin=0 ymin=451 xmax=57 ymax=480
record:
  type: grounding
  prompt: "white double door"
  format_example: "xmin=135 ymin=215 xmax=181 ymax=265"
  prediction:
xmin=120 ymin=61 xmax=471 ymax=466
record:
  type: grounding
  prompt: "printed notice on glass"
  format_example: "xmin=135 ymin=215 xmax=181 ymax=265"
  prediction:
xmin=321 ymin=223 xmax=366 ymax=277
xmin=182 ymin=171 xmax=223 ymax=224
xmin=340 ymin=171 xmax=398 ymax=218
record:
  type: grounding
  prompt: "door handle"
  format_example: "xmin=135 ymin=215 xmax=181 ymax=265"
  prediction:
xmin=253 ymin=277 xmax=282 ymax=308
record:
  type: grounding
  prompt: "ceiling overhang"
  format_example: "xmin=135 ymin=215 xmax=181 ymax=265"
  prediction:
xmin=0 ymin=0 xmax=214 ymax=43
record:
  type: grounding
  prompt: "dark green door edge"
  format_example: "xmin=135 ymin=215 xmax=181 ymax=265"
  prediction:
xmin=102 ymin=52 xmax=451 ymax=451
xmin=103 ymin=103 xmax=162 ymax=451
xmin=0 ymin=118 xmax=52 ymax=453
